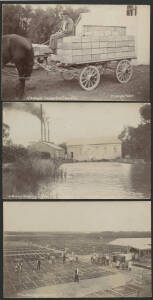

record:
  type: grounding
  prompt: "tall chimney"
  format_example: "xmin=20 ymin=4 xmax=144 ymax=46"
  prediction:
xmin=40 ymin=104 xmax=43 ymax=142
xmin=47 ymin=119 xmax=50 ymax=143
xmin=44 ymin=119 xmax=47 ymax=142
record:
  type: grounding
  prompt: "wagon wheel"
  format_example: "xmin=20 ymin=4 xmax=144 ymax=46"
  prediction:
xmin=79 ymin=65 xmax=100 ymax=91
xmin=116 ymin=60 xmax=133 ymax=83
xmin=61 ymin=71 xmax=74 ymax=81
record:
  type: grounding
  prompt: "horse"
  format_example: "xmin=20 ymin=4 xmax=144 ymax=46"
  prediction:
xmin=2 ymin=34 xmax=34 ymax=99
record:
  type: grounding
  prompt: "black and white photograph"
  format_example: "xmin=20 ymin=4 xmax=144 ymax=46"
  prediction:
xmin=3 ymin=201 xmax=151 ymax=298
xmin=2 ymin=4 xmax=150 ymax=101
xmin=3 ymin=102 xmax=151 ymax=199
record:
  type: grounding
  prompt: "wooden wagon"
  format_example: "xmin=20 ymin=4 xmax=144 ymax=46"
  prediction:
xmin=33 ymin=25 xmax=136 ymax=91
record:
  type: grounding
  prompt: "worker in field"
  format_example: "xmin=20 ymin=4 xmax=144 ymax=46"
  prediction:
xmin=63 ymin=252 xmax=66 ymax=264
xmin=74 ymin=267 xmax=79 ymax=282
xmin=128 ymin=260 xmax=132 ymax=271
xmin=106 ymin=255 xmax=110 ymax=266
xmin=19 ymin=261 xmax=23 ymax=272
xmin=75 ymin=255 xmax=79 ymax=263
xmin=15 ymin=262 xmax=20 ymax=273
xmin=37 ymin=259 xmax=41 ymax=271
xmin=49 ymin=10 xmax=74 ymax=54
xmin=116 ymin=260 xmax=120 ymax=269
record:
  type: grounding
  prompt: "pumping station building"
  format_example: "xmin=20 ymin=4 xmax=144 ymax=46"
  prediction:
xmin=66 ymin=137 xmax=122 ymax=161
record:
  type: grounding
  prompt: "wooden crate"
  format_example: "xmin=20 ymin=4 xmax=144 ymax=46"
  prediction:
xmin=83 ymin=25 xmax=126 ymax=37
xmin=57 ymin=33 xmax=136 ymax=64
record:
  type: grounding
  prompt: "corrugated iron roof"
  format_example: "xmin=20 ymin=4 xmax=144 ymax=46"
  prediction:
xmin=67 ymin=137 xmax=121 ymax=146
xmin=109 ymin=238 xmax=151 ymax=250
xmin=29 ymin=141 xmax=64 ymax=151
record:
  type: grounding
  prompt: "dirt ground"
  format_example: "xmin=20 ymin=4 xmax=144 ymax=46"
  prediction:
xmin=2 ymin=65 xmax=150 ymax=101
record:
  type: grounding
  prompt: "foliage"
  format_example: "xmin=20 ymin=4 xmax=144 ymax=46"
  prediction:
xmin=119 ymin=104 xmax=151 ymax=160
xmin=3 ymin=4 xmax=89 ymax=43
xmin=3 ymin=123 xmax=12 ymax=146
xmin=2 ymin=4 xmax=33 ymax=36
xmin=3 ymin=144 xmax=28 ymax=162
xmin=139 ymin=103 xmax=151 ymax=124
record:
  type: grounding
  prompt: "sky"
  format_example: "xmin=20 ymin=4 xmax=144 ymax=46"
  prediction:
xmin=3 ymin=103 xmax=144 ymax=146
xmin=4 ymin=201 xmax=151 ymax=232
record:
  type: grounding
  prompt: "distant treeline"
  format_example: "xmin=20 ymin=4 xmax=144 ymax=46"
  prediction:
xmin=5 ymin=231 xmax=151 ymax=238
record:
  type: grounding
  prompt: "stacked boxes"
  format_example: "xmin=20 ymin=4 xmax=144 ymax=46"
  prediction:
xmin=57 ymin=26 xmax=136 ymax=64
xmin=83 ymin=25 xmax=127 ymax=37
xmin=32 ymin=44 xmax=51 ymax=56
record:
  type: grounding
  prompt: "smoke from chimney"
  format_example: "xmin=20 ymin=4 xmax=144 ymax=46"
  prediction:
xmin=4 ymin=103 xmax=51 ymax=143
xmin=3 ymin=103 xmax=42 ymax=120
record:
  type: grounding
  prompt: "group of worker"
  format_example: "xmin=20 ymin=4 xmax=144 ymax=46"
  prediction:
xmin=15 ymin=259 xmax=41 ymax=273
xmin=115 ymin=259 xmax=132 ymax=271
xmin=91 ymin=254 xmax=133 ymax=271
xmin=62 ymin=252 xmax=79 ymax=264
xmin=15 ymin=261 xmax=23 ymax=273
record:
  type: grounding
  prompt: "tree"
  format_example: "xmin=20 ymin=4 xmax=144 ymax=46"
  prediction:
xmin=3 ymin=123 xmax=12 ymax=146
xmin=3 ymin=4 xmax=90 ymax=43
xmin=118 ymin=104 xmax=151 ymax=161
xmin=27 ymin=7 xmax=57 ymax=43
xmin=139 ymin=104 xmax=151 ymax=124
xmin=2 ymin=4 xmax=33 ymax=36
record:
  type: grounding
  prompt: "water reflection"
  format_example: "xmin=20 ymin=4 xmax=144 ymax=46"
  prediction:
xmin=37 ymin=162 xmax=150 ymax=199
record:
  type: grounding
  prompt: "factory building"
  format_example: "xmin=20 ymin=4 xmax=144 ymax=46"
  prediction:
xmin=66 ymin=137 xmax=122 ymax=161
xmin=28 ymin=105 xmax=65 ymax=160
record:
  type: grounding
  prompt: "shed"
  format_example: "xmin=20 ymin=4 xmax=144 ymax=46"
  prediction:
xmin=109 ymin=238 xmax=151 ymax=258
xmin=28 ymin=141 xmax=65 ymax=160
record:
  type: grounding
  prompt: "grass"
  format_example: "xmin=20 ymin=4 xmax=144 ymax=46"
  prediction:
xmin=2 ymin=65 xmax=150 ymax=101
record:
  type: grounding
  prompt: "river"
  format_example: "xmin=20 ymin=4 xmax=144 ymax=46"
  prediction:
xmin=37 ymin=162 xmax=150 ymax=199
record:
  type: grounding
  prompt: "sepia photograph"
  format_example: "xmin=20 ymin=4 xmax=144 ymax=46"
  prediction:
xmin=3 ymin=102 xmax=151 ymax=199
xmin=3 ymin=201 xmax=152 ymax=298
xmin=2 ymin=4 xmax=150 ymax=101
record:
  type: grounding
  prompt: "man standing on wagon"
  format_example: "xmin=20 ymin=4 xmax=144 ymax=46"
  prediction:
xmin=49 ymin=10 xmax=74 ymax=54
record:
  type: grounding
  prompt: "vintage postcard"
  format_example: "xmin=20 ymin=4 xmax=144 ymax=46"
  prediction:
xmin=3 ymin=201 xmax=152 ymax=298
xmin=2 ymin=102 xmax=151 ymax=199
xmin=2 ymin=4 xmax=150 ymax=101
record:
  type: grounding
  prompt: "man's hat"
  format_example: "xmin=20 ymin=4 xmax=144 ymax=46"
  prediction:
xmin=62 ymin=10 xmax=68 ymax=15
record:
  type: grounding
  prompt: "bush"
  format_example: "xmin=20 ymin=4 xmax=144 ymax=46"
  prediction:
xmin=3 ymin=145 xmax=28 ymax=163
xmin=3 ymin=153 xmax=62 ymax=198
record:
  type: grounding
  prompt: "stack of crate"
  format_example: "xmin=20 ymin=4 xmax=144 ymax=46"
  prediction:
xmin=57 ymin=26 xmax=136 ymax=64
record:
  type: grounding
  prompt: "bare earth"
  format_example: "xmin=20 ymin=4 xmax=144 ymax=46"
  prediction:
xmin=2 ymin=65 xmax=149 ymax=101
xmin=17 ymin=272 xmax=130 ymax=298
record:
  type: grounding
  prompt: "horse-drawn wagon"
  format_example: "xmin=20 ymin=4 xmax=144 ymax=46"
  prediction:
xmin=33 ymin=25 xmax=136 ymax=91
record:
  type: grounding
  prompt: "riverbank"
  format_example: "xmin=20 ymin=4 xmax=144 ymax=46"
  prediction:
xmin=3 ymin=159 xmax=150 ymax=199
xmin=67 ymin=158 xmax=149 ymax=165
xmin=3 ymin=156 xmax=63 ymax=199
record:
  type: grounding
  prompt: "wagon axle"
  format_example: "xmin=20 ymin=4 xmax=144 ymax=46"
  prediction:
xmin=35 ymin=58 xmax=133 ymax=91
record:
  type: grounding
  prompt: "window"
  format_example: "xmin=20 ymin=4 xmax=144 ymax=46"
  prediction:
xmin=40 ymin=152 xmax=51 ymax=159
xmin=127 ymin=5 xmax=137 ymax=16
